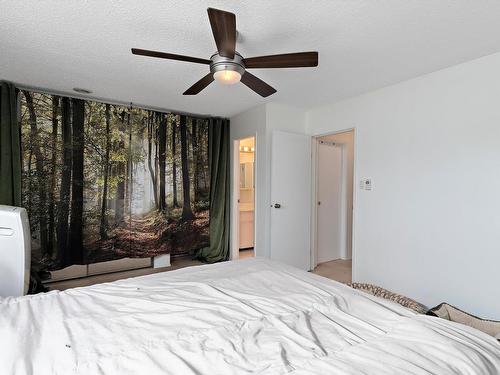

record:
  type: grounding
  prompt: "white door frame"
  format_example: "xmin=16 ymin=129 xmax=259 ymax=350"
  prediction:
xmin=230 ymin=135 xmax=257 ymax=260
xmin=310 ymin=128 xmax=357 ymax=278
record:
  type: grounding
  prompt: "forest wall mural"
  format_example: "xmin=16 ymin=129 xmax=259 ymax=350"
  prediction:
xmin=19 ymin=90 xmax=210 ymax=272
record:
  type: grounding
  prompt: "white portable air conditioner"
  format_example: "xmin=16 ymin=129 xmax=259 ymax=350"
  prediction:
xmin=0 ymin=205 xmax=31 ymax=298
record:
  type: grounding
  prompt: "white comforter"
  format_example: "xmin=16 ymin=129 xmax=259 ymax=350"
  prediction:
xmin=1 ymin=258 xmax=499 ymax=374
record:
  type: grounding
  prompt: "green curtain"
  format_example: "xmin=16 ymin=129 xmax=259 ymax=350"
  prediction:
xmin=0 ymin=81 xmax=21 ymax=206
xmin=195 ymin=117 xmax=230 ymax=263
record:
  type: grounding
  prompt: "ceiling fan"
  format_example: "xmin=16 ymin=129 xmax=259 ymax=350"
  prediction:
xmin=132 ymin=8 xmax=318 ymax=97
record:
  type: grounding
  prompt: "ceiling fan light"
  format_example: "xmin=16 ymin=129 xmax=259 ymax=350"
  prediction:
xmin=213 ymin=69 xmax=241 ymax=85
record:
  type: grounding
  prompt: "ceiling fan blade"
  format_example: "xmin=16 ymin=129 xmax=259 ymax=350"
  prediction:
xmin=183 ymin=73 xmax=214 ymax=95
xmin=131 ymin=48 xmax=211 ymax=65
xmin=240 ymin=72 xmax=276 ymax=97
xmin=207 ymin=8 xmax=236 ymax=58
xmin=243 ymin=52 xmax=318 ymax=69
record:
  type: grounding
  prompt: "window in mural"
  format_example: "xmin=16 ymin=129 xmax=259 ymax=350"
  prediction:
xmin=19 ymin=91 xmax=210 ymax=272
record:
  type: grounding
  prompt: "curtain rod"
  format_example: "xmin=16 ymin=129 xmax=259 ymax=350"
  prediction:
xmin=11 ymin=82 xmax=222 ymax=120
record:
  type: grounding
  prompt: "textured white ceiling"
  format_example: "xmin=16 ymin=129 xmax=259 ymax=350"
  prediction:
xmin=2 ymin=1 xmax=500 ymax=117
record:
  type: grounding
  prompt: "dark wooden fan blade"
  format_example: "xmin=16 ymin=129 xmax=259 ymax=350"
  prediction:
xmin=243 ymin=52 xmax=318 ymax=69
xmin=131 ymin=48 xmax=211 ymax=65
xmin=240 ymin=72 xmax=276 ymax=97
xmin=183 ymin=73 xmax=214 ymax=95
xmin=207 ymin=8 xmax=236 ymax=58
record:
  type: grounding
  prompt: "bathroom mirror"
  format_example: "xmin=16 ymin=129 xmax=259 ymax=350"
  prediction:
xmin=240 ymin=162 xmax=254 ymax=190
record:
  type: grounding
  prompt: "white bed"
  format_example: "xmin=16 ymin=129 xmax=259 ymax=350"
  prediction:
xmin=1 ymin=258 xmax=499 ymax=374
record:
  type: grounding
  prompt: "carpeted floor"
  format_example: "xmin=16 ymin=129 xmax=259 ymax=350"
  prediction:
xmin=313 ymin=259 xmax=352 ymax=284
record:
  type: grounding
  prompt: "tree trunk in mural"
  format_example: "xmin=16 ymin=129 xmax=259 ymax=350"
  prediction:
xmin=26 ymin=148 xmax=33 ymax=214
xmin=201 ymin=120 xmax=209 ymax=194
xmin=115 ymin=110 xmax=126 ymax=224
xmin=124 ymin=113 xmax=130 ymax=217
xmin=172 ymin=118 xmax=179 ymax=208
xmin=48 ymin=96 xmax=59 ymax=257
xmin=100 ymin=104 xmax=111 ymax=240
xmin=147 ymin=112 xmax=158 ymax=209
xmin=57 ymin=97 xmax=72 ymax=265
xmin=23 ymin=91 xmax=49 ymax=256
xmin=192 ymin=118 xmax=200 ymax=203
xmin=158 ymin=115 xmax=167 ymax=212
xmin=69 ymin=99 xmax=85 ymax=264
xmin=154 ymin=121 xmax=159 ymax=207
xmin=180 ymin=115 xmax=195 ymax=221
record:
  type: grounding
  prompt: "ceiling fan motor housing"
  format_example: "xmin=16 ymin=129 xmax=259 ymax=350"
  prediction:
xmin=210 ymin=52 xmax=245 ymax=76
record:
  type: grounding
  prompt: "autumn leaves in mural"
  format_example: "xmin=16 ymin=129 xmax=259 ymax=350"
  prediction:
xmin=20 ymin=91 xmax=210 ymax=270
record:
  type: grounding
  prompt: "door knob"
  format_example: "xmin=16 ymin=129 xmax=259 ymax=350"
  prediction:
xmin=274 ymin=203 xmax=281 ymax=208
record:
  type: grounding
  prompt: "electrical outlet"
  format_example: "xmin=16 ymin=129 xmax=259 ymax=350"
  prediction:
xmin=360 ymin=178 xmax=372 ymax=191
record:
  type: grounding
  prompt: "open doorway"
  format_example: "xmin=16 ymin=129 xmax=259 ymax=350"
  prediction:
xmin=312 ymin=130 xmax=354 ymax=283
xmin=232 ymin=136 xmax=256 ymax=260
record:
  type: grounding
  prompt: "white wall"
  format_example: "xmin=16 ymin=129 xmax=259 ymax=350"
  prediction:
xmin=306 ymin=52 xmax=500 ymax=319
xmin=230 ymin=103 xmax=306 ymax=259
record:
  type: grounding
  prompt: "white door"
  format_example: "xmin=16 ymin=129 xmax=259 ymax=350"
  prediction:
xmin=270 ymin=131 xmax=311 ymax=270
xmin=316 ymin=142 xmax=343 ymax=264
